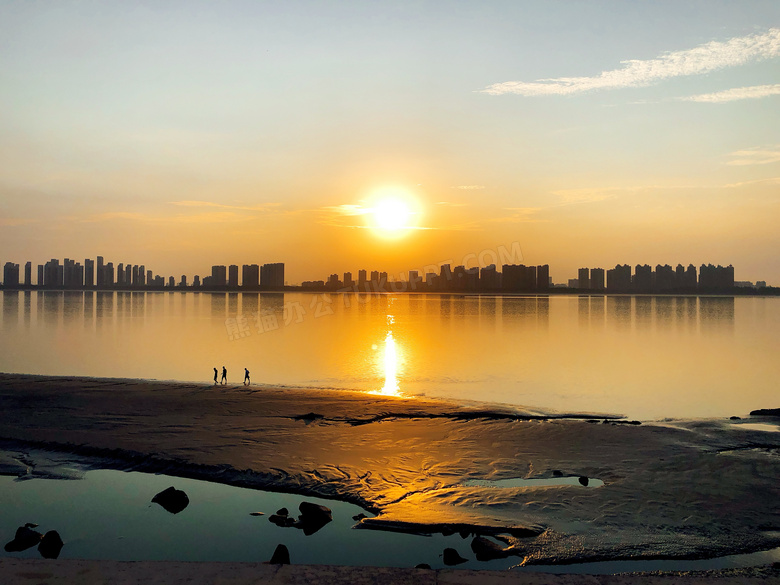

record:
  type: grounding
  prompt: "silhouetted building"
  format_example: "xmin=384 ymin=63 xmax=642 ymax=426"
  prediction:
xmin=480 ymin=264 xmax=500 ymax=290
xmin=37 ymin=265 xmax=44 ymax=287
xmin=24 ymin=262 xmax=32 ymax=286
xmin=537 ymin=265 xmax=550 ymax=291
xmin=358 ymin=270 xmax=367 ymax=288
xmin=193 ymin=275 xmax=201 ymax=287
xmin=606 ymin=264 xmax=632 ymax=292
xmin=699 ymin=264 xmax=734 ymax=291
xmin=228 ymin=265 xmax=239 ymax=288
xmin=408 ymin=270 xmax=421 ymax=290
xmin=654 ymin=264 xmax=675 ymax=292
xmin=84 ymin=259 xmax=94 ymax=288
xmin=168 ymin=276 xmax=175 ymax=287
xmin=3 ymin=262 xmax=20 ymax=287
xmin=242 ymin=264 xmax=259 ymax=289
xmin=590 ymin=268 xmax=605 ymax=291
xmin=343 ymin=272 xmax=354 ymax=287
xmin=96 ymin=256 xmax=104 ymax=288
xmin=260 ymin=263 xmax=284 ymax=288
xmin=44 ymin=259 xmax=61 ymax=288
xmin=117 ymin=263 xmax=125 ymax=286
xmin=633 ymin=264 xmax=652 ymax=292
xmin=211 ymin=265 xmax=227 ymax=287
xmin=104 ymin=262 xmax=114 ymax=286
xmin=578 ymin=268 xmax=590 ymax=290
xmin=180 ymin=275 xmax=188 ymax=287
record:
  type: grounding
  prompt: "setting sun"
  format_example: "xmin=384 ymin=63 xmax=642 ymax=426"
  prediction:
xmin=367 ymin=189 xmax=419 ymax=238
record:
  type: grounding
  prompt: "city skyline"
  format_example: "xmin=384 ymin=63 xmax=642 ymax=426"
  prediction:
xmin=1 ymin=3 xmax=779 ymax=284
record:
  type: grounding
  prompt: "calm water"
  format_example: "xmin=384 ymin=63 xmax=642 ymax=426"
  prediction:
xmin=1 ymin=291 xmax=778 ymax=419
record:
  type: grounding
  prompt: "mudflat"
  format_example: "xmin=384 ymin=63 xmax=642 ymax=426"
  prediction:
xmin=0 ymin=373 xmax=778 ymax=566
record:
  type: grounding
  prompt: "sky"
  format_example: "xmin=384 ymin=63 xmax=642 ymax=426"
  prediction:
xmin=1 ymin=1 xmax=779 ymax=285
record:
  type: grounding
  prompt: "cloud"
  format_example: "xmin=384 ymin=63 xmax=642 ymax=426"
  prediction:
xmin=322 ymin=204 xmax=373 ymax=216
xmin=726 ymin=147 xmax=780 ymax=166
xmin=452 ymin=185 xmax=486 ymax=190
xmin=482 ymin=28 xmax=780 ymax=96
xmin=681 ymin=83 xmax=780 ymax=103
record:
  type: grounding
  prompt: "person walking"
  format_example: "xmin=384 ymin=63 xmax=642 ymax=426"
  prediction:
xmin=244 ymin=368 xmax=250 ymax=385
xmin=221 ymin=366 xmax=227 ymax=385
xmin=213 ymin=367 xmax=218 ymax=385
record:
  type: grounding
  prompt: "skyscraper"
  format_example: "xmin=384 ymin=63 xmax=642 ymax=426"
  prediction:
xmin=260 ymin=263 xmax=284 ymax=288
xmin=228 ymin=265 xmax=239 ymax=288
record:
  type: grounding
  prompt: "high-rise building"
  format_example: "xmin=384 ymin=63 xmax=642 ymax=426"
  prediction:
xmin=480 ymin=264 xmax=500 ymax=290
xmin=211 ymin=265 xmax=227 ymax=287
xmin=3 ymin=262 xmax=20 ymax=287
xmin=536 ymin=265 xmax=550 ymax=291
xmin=125 ymin=264 xmax=132 ymax=286
xmin=24 ymin=262 xmax=32 ymax=286
xmin=96 ymin=256 xmax=104 ymax=288
xmin=578 ymin=268 xmax=590 ymax=290
xmin=193 ymin=275 xmax=201 ymax=287
xmin=590 ymin=268 xmax=605 ymax=291
xmin=358 ymin=270 xmax=367 ymax=288
xmin=104 ymin=262 xmax=114 ymax=286
xmin=408 ymin=270 xmax=421 ymax=290
xmin=228 ymin=265 xmax=239 ymax=288
xmin=84 ymin=259 xmax=94 ymax=288
xmin=606 ymin=264 xmax=632 ymax=292
xmin=343 ymin=272 xmax=354 ymax=287
xmin=180 ymin=275 xmax=188 ymax=287
xmin=242 ymin=264 xmax=259 ymax=289
xmin=633 ymin=264 xmax=652 ymax=292
xmin=260 ymin=263 xmax=284 ymax=288
xmin=44 ymin=259 xmax=61 ymax=288
xmin=117 ymin=263 xmax=124 ymax=286
xmin=37 ymin=265 xmax=44 ymax=287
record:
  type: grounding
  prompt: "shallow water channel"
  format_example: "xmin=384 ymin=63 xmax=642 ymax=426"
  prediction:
xmin=1 ymin=467 xmax=779 ymax=573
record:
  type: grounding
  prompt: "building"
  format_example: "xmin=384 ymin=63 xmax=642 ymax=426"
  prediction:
xmin=84 ymin=259 xmax=94 ymax=288
xmin=260 ymin=263 xmax=284 ymax=288
xmin=480 ymin=264 xmax=500 ymax=290
xmin=3 ymin=262 xmax=20 ymax=287
xmin=96 ymin=256 xmax=104 ymax=288
xmin=228 ymin=265 xmax=239 ymax=288
xmin=242 ymin=264 xmax=259 ymax=289
xmin=633 ymin=264 xmax=652 ymax=292
xmin=358 ymin=270 xmax=367 ymax=288
xmin=211 ymin=265 xmax=227 ymax=287
xmin=24 ymin=262 xmax=32 ymax=286
xmin=343 ymin=272 xmax=354 ymax=288
xmin=578 ymin=268 xmax=590 ymax=290
xmin=590 ymin=268 xmax=605 ymax=291
xmin=606 ymin=264 xmax=631 ymax=292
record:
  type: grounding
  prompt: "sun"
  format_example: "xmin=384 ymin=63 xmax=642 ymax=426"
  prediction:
xmin=368 ymin=189 xmax=418 ymax=237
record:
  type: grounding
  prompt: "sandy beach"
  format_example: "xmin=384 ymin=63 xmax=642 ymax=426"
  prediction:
xmin=0 ymin=373 xmax=779 ymax=574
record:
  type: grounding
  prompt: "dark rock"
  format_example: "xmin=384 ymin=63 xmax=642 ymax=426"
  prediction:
xmin=294 ymin=412 xmax=324 ymax=422
xmin=730 ymin=416 xmax=741 ymax=420
xmin=249 ymin=512 xmax=264 ymax=516
xmin=269 ymin=514 xmax=296 ymax=527
xmin=38 ymin=531 xmax=64 ymax=559
xmin=415 ymin=563 xmax=432 ymax=569
xmin=352 ymin=513 xmax=367 ymax=521
xmin=276 ymin=508 xmax=289 ymax=516
xmin=442 ymin=547 xmax=468 ymax=566
xmin=459 ymin=530 xmax=470 ymax=539
xmin=471 ymin=536 xmax=510 ymax=561
xmin=268 ymin=543 xmax=290 ymax=564
xmin=578 ymin=476 xmax=589 ymax=486
xmin=152 ymin=486 xmax=189 ymax=514
xmin=552 ymin=470 xmax=563 ymax=477
xmin=299 ymin=501 xmax=332 ymax=521
xmin=4 ymin=525 xmax=43 ymax=552
xmin=750 ymin=408 xmax=780 ymax=417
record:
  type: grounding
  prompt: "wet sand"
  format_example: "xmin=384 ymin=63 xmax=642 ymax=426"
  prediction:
xmin=0 ymin=373 xmax=779 ymax=568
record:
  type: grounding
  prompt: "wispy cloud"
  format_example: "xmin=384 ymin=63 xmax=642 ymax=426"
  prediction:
xmin=681 ymin=83 xmax=780 ymax=103
xmin=726 ymin=147 xmax=780 ymax=166
xmin=322 ymin=204 xmax=373 ymax=217
xmin=482 ymin=28 xmax=780 ymax=96
xmin=452 ymin=185 xmax=486 ymax=190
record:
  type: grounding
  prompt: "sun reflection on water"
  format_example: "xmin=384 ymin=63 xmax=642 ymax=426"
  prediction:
xmin=368 ymin=314 xmax=403 ymax=397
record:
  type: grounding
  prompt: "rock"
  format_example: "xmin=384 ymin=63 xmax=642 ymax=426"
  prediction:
xmin=299 ymin=501 xmax=332 ymax=521
xmin=415 ymin=563 xmax=432 ymax=569
xmin=38 ymin=531 xmax=64 ymax=559
xmin=4 ymin=525 xmax=43 ymax=552
xmin=442 ymin=547 xmax=468 ymax=566
xmin=552 ymin=470 xmax=563 ymax=477
xmin=276 ymin=508 xmax=289 ymax=516
xmin=294 ymin=412 xmax=324 ymax=422
xmin=729 ymin=416 xmax=741 ymax=420
xmin=269 ymin=514 xmax=295 ymax=527
xmin=268 ymin=543 xmax=290 ymax=564
xmin=249 ymin=512 xmax=265 ymax=516
xmin=750 ymin=408 xmax=780 ymax=417
xmin=578 ymin=476 xmax=589 ymax=486
xmin=151 ymin=486 xmax=189 ymax=514
xmin=471 ymin=536 xmax=510 ymax=561
xmin=352 ymin=513 xmax=367 ymax=521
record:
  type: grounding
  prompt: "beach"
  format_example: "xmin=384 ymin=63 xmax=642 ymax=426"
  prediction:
xmin=1 ymin=372 xmax=779 ymax=576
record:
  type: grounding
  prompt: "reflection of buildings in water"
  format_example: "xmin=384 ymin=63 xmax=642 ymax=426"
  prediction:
xmin=95 ymin=292 xmax=115 ymax=328
xmin=42 ymin=291 xmax=63 ymax=326
xmin=634 ymin=296 xmax=652 ymax=327
xmin=62 ymin=291 xmax=84 ymax=323
xmin=2 ymin=291 xmax=20 ymax=328
xmin=210 ymin=293 xmax=227 ymax=319
xmin=228 ymin=293 xmax=239 ymax=316
xmin=479 ymin=296 xmax=497 ymax=324
xmin=654 ymin=296 xmax=674 ymax=328
xmin=678 ymin=296 xmax=698 ymax=328
xmin=699 ymin=296 xmax=735 ymax=331
xmin=439 ymin=295 xmax=453 ymax=319
xmin=578 ymin=296 xmax=590 ymax=327
xmin=241 ymin=293 xmax=259 ymax=316
xmin=84 ymin=292 xmax=94 ymax=323
xmin=131 ymin=292 xmax=145 ymax=320
xmin=578 ymin=295 xmax=606 ymax=328
xmin=23 ymin=291 xmax=31 ymax=328
xmin=501 ymin=296 xmax=548 ymax=327
xmin=607 ymin=296 xmax=632 ymax=329
xmin=260 ymin=293 xmax=285 ymax=315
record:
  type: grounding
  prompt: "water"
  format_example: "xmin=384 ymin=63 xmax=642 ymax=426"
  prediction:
xmin=2 ymin=469 xmax=778 ymax=572
xmin=1 ymin=291 xmax=778 ymax=419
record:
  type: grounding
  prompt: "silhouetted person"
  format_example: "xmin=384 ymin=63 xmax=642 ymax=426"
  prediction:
xmin=221 ymin=366 xmax=227 ymax=385
xmin=244 ymin=368 xmax=250 ymax=385
xmin=213 ymin=367 xmax=218 ymax=385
